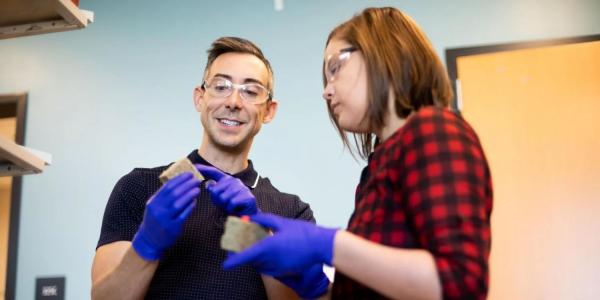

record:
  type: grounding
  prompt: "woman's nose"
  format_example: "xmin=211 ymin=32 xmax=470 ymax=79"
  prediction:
xmin=322 ymin=82 xmax=334 ymax=101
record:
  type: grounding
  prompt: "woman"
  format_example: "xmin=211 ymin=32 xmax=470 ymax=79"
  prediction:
xmin=206 ymin=7 xmax=492 ymax=300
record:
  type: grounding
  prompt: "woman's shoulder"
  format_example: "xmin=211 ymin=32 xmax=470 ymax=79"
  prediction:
xmin=383 ymin=106 xmax=480 ymax=150
xmin=409 ymin=106 xmax=460 ymax=124
xmin=403 ymin=106 xmax=473 ymax=136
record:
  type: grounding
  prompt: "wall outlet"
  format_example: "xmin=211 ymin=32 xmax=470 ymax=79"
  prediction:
xmin=35 ymin=277 xmax=65 ymax=300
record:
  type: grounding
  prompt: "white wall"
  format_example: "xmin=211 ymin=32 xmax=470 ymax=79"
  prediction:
xmin=1 ymin=0 xmax=599 ymax=298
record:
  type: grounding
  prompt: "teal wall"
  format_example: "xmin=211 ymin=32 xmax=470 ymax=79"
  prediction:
xmin=1 ymin=0 xmax=599 ymax=298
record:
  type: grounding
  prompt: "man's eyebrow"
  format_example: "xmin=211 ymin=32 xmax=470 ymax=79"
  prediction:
xmin=212 ymin=73 xmax=232 ymax=80
xmin=213 ymin=73 xmax=267 ymax=87
xmin=243 ymin=78 xmax=266 ymax=86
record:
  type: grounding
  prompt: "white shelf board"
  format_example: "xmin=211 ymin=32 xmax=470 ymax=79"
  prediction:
xmin=0 ymin=0 xmax=94 ymax=40
xmin=0 ymin=135 xmax=49 ymax=176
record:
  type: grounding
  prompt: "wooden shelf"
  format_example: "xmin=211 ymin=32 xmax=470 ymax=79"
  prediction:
xmin=0 ymin=135 xmax=49 ymax=176
xmin=0 ymin=0 xmax=94 ymax=40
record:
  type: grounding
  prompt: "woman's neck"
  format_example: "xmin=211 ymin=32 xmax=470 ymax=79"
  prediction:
xmin=377 ymin=115 xmax=407 ymax=142
xmin=376 ymin=88 xmax=409 ymax=141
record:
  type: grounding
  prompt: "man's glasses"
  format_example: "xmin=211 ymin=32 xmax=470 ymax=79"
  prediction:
xmin=324 ymin=47 xmax=357 ymax=82
xmin=202 ymin=77 xmax=272 ymax=104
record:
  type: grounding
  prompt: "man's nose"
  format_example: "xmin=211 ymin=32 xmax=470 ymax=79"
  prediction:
xmin=224 ymin=88 xmax=243 ymax=109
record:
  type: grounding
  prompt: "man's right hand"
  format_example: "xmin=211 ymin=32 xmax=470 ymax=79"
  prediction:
xmin=132 ymin=172 xmax=200 ymax=261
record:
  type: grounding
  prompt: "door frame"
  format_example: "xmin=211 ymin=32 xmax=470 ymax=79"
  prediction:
xmin=445 ymin=34 xmax=600 ymax=111
xmin=0 ymin=93 xmax=27 ymax=300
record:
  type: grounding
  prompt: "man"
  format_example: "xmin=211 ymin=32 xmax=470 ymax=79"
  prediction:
xmin=91 ymin=37 xmax=324 ymax=299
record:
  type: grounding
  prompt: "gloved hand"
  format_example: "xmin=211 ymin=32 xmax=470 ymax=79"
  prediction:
xmin=196 ymin=164 xmax=259 ymax=216
xmin=223 ymin=213 xmax=338 ymax=276
xmin=276 ymin=264 xmax=330 ymax=299
xmin=132 ymin=172 xmax=200 ymax=261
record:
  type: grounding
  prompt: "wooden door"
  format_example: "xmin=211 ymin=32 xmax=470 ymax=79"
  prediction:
xmin=0 ymin=94 xmax=27 ymax=300
xmin=456 ymin=40 xmax=600 ymax=299
xmin=0 ymin=117 xmax=16 ymax=300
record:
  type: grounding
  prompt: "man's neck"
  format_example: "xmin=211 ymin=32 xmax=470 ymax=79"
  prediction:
xmin=197 ymin=142 xmax=250 ymax=175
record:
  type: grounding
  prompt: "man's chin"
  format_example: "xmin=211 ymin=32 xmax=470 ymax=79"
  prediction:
xmin=205 ymin=129 xmax=256 ymax=154
xmin=212 ymin=138 xmax=249 ymax=153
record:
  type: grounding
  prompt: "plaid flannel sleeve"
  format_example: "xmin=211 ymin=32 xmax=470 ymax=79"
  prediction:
xmin=401 ymin=110 xmax=493 ymax=299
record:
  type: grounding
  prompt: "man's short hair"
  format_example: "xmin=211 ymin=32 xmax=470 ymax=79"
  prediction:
xmin=204 ymin=37 xmax=274 ymax=94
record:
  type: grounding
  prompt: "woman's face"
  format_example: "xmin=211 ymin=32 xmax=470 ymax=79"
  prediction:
xmin=322 ymin=38 xmax=370 ymax=133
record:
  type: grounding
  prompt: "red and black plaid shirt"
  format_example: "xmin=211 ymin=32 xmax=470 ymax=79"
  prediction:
xmin=331 ymin=107 xmax=493 ymax=299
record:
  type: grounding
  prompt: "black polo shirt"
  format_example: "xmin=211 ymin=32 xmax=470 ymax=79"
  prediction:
xmin=97 ymin=150 xmax=315 ymax=299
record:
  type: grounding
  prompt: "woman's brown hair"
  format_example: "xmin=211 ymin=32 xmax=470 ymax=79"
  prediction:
xmin=324 ymin=7 xmax=453 ymax=159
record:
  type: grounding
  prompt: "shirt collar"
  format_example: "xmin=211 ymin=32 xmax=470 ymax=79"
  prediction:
xmin=187 ymin=150 xmax=259 ymax=188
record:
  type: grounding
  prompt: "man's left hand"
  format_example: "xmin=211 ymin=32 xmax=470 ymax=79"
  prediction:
xmin=196 ymin=164 xmax=259 ymax=216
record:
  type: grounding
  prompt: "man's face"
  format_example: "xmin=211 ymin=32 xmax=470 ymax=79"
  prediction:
xmin=194 ymin=52 xmax=277 ymax=153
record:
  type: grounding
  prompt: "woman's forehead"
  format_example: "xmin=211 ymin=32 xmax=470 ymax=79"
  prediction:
xmin=325 ymin=39 xmax=352 ymax=55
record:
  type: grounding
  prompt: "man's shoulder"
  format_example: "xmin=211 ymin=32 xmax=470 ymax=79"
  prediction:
xmin=254 ymin=177 xmax=315 ymax=222
xmin=255 ymin=177 xmax=299 ymax=200
xmin=113 ymin=164 xmax=169 ymax=193
xmin=130 ymin=165 xmax=169 ymax=177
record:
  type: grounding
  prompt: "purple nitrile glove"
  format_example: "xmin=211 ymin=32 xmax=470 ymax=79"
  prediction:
xmin=276 ymin=264 xmax=330 ymax=299
xmin=223 ymin=213 xmax=338 ymax=276
xmin=196 ymin=164 xmax=259 ymax=216
xmin=132 ymin=172 xmax=200 ymax=261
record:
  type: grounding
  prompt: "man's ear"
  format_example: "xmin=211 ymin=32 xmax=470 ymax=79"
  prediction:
xmin=193 ymin=85 xmax=205 ymax=112
xmin=262 ymin=99 xmax=279 ymax=124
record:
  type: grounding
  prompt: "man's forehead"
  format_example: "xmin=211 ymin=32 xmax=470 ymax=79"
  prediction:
xmin=208 ymin=53 xmax=270 ymax=85
xmin=211 ymin=73 xmax=264 ymax=85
